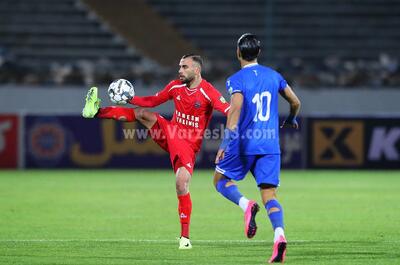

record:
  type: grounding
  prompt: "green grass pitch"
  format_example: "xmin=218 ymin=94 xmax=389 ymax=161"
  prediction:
xmin=0 ymin=170 xmax=399 ymax=264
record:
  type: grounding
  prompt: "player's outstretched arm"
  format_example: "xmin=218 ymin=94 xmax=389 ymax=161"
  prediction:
xmin=129 ymin=83 xmax=174 ymax=108
xmin=279 ymin=85 xmax=301 ymax=129
xmin=215 ymin=93 xmax=243 ymax=163
xmin=129 ymin=91 xmax=170 ymax=108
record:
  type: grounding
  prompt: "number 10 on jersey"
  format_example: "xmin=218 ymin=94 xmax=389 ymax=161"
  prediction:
xmin=252 ymin=91 xmax=271 ymax=122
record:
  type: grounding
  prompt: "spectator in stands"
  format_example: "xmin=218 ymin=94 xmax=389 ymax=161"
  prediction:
xmin=1 ymin=47 xmax=400 ymax=88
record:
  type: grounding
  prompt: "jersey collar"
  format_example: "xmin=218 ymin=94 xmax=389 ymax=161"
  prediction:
xmin=243 ymin=63 xmax=258 ymax=68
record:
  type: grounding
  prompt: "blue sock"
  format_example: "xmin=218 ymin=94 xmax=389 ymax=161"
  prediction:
xmin=265 ymin=199 xmax=284 ymax=229
xmin=216 ymin=178 xmax=243 ymax=205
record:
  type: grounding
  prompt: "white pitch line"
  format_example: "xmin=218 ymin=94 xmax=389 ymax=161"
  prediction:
xmin=1 ymin=239 xmax=266 ymax=243
xmin=0 ymin=239 xmax=399 ymax=244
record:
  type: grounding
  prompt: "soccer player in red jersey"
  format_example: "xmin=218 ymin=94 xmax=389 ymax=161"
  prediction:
xmin=82 ymin=54 xmax=230 ymax=249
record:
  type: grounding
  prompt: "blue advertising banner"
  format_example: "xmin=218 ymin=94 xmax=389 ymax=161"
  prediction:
xmin=279 ymin=117 xmax=304 ymax=169
xmin=25 ymin=115 xmax=170 ymax=168
xmin=24 ymin=115 xmax=305 ymax=169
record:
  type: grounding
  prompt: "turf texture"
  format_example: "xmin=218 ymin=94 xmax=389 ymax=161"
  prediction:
xmin=0 ymin=170 xmax=399 ymax=264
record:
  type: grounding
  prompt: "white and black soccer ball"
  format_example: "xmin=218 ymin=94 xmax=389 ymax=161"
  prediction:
xmin=108 ymin=79 xmax=135 ymax=105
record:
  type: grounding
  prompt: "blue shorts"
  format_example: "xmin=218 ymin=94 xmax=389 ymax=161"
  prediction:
xmin=215 ymin=153 xmax=281 ymax=187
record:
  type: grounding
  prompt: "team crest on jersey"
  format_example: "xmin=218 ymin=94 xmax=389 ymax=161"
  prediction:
xmin=194 ymin=101 xmax=201 ymax=108
xmin=219 ymin=96 xmax=227 ymax=103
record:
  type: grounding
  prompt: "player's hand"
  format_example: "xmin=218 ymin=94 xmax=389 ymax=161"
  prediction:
xmin=280 ymin=116 xmax=299 ymax=129
xmin=215 ymin=149 xmax=225 ymax=164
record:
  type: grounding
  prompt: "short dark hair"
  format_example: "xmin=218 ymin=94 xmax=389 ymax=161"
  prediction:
xmin=237 ymin=33 xmax=260 ymax=61
xmin=182 ymin=54 xmax=203 ymax=68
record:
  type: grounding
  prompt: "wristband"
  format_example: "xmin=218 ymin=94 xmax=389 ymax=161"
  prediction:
xmin=286 ymin=114 xmax=297 ymax=123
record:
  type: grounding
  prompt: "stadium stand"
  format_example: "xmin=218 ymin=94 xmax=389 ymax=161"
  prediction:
xmin=146 ymin=0 xmax=400 ymax=87
xmin=146 ymin=0 xmax=400 ymax=61
xmin=269 ymin=0 xmax=400 ymax=61
xmin=146 ymin=0 xmax=267 ymax=61
xmin=0 ymin=0 xmax=162 ymax=86
xmin=0 ymin=0 xmax=399 ymax=87
xmin=82 ymin=0 xmax=200 ymax=67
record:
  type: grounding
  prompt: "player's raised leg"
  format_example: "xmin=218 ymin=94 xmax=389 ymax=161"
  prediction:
xmin=175 ymin=166 xmax=193 ymax=249
xmin=213 ymin=171 xmax=259 ymax=239
xmin=95 ymin=106 xmax=136 ymax=121
xmin=261 ymin=187 xmax=287 ymax=263
xmin=133 ymin=108 xmax=158 ymax=129
xmin=95 ymin=107 xmax=157 ymax=129
xmin=82 ymin=88 xmax=158 ymax=128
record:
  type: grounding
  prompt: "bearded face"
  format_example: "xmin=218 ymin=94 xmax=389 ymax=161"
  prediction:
xmin=178 ymin=58 xmax=199 ymax=85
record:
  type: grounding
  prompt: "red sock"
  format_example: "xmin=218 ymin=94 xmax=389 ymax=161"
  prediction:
xmin=96 ymin=107 xmax=136 ymax=121
xmin=177 ymin=192 xmax=192 ymax=238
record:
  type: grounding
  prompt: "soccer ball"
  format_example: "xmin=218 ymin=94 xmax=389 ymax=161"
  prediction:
xmin=108 ymin=79 xmax=135 ymax=105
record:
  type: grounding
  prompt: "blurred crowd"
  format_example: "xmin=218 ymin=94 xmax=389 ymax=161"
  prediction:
xmin=0 ymin=46 xmax=171 ymax=88
xmin=1 ymin=46 xmax=399 ymax=88
xmin=276 ymin=53 xmax=400 ymax=88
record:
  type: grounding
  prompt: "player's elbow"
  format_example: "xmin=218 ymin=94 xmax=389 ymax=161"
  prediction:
xmin=291 ymin=98 xmax=301 ymax=110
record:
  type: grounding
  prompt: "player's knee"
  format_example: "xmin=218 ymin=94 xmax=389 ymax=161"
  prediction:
xmin=134 ymin=108 xmax=145 ymax=119
xmin=260 ymin=185 xmax=277 ymax=204
xmin=213 ymin=172 xmax=223 ymax=188
xmin=134 ymin=108 xmax=156 ymax=125
xmin=141 ymin=109 xmax=156 ymax=122
xmin=214 ymin=172 xmax=229 ymax=188
xmin=176 ymin=168 xmax=190 ymax=194
xmin=176 ymin=178 xmax=188 ymax=194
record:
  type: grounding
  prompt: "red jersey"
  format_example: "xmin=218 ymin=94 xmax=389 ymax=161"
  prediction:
xmin=131 ymin=79 xmax=230 ymax=152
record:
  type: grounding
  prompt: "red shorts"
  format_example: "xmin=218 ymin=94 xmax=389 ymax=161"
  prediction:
xmin=149 ymin=114 xmax=196 ymax=174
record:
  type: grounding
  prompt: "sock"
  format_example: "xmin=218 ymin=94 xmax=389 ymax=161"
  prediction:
xmin=265 ymin=199 xmax=284 ymax=232
xmin=96 ymin=106 xmax=136 ymax=121
xmin=216 ymin=178 xmax=245 ymax=207
xmin=177 ymin=192 xmax=192 ymax=238
xmin=238 ymin=197 xmax=250 ymax=212
xmin=274 ymin=227 xmax=285 ymax=242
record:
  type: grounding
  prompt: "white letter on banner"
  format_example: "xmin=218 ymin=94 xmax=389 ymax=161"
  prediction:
xmin=368 ymin=127 xmax=400 ymax=161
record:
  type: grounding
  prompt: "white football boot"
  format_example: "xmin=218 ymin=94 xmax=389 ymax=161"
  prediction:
xmin=178 ymin=236 xmax=192 ymax=250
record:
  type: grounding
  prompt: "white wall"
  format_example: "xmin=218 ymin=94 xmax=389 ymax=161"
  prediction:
xmin=0 ymin=85 xmax=399 ymax=116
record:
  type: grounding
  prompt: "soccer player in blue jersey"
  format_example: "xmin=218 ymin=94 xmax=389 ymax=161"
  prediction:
xmin=214 ymin=33 xmax=301 ymax=263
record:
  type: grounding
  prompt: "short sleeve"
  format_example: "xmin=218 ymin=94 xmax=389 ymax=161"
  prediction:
xmin=205 ymin=84 xmax=231 ymax=115
xmin=277 ymin=73 xmax=288 ymax=91
xmin=226 ymin=76 xmax=243 ymax=95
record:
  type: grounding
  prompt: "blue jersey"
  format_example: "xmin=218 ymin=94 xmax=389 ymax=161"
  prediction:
xmin=226 ymin=63 xmax=287 ymax=155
